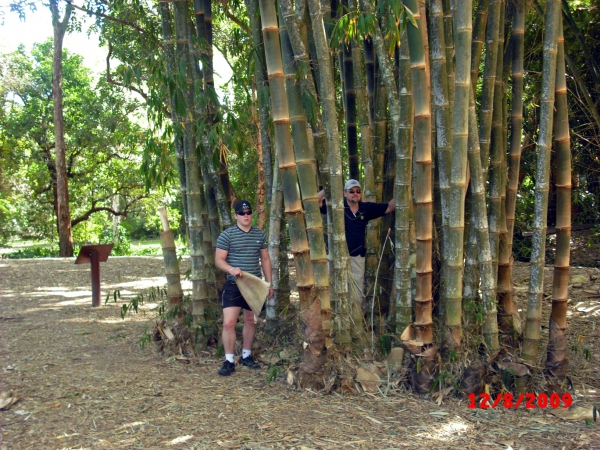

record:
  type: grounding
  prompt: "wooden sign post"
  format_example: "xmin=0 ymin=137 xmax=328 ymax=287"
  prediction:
xmin=75 ymin=244 xmax=114 ymax=307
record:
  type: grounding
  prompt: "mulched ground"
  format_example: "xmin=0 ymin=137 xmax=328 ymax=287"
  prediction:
xmin=0 ymin=245 xmax=599 ymax=449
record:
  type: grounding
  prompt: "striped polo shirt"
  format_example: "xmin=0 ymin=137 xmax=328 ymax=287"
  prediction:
xmin=216 ymin=225 xmax=268 ymax=282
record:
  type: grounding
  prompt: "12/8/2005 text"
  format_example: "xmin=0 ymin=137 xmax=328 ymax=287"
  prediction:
xmin=467 ymin=392 xmax=572 ymax=409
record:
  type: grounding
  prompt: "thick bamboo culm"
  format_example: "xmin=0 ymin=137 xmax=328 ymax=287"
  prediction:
xmin=403 ymin=0 xmax=435 ymax=347
xmin=173 ymin=0 xmax=209 ymax=329
xmin=499 ymin=0 xmax=528 ymax=333
xmin=446 ymin=0 xmax=473 ymax=348
xmin=158 ymin=1 xmax=188 ymax=233
xmin=429 ymin=0 xmax=453 ymax=341
xmin=488 ymin=0 xmax=506 ymax=289
xmin=468 ymin=89 xmax=499 ymax=350
xmin=522 ymin=0 xmax=561 ymax=364
xmin=279 ymin=9 xmax=331 ymax=336
xmin=307 ymin=0 xmax=355 ymax=346
xmin=158 ymin=207 xmax=183 ymax=312
xmin=260 ymin=0 xmax=326 ymax=368
xmin=546 ymin=13 xmax=571 ymax=386
xmin=471 ymin=0 xmax=489 ymax=89
xmin=478 ymin=0 xmax=502 ymax=183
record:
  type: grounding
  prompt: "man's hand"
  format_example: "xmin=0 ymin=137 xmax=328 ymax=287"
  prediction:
xmin=267 ymin=286 xmax=274 ymax=298
xmin=229 ymin=267 xmax=243 ymax=278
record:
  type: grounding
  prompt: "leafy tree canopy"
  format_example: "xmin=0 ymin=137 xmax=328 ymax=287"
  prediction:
xmin=0 ymin=40 xmax=173 ymax=243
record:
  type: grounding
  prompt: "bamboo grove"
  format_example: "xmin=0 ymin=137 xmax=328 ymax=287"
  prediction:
xmin=69 ymin=0 xmax=595 ymax=393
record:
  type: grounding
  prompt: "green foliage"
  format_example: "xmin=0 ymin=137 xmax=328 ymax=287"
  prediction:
xmin=1 ymin=41 xmax=177 ymax=245
xmin=138 ymin=323 xmax=153 ymax=350
xmin=100 ymin=225 xmax=132 ymax=256
xmin=377 ymin=333 xmax=393 ymax=356
xmin=4 ymin=243 xmax=60 ymax=259
xmin=429 ymin=370 xmax=459 ymax=393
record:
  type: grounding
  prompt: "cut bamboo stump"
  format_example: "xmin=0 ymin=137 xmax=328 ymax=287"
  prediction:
xmin=158 ymin=207 xmax=183 ymax=312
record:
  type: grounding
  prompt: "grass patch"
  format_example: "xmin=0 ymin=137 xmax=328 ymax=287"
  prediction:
xmin=0 ymin=239 xmax=184 ymax=259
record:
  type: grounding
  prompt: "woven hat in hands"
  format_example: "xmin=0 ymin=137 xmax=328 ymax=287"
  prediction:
xmin=234 ymin=272 xmax=269 ymax=315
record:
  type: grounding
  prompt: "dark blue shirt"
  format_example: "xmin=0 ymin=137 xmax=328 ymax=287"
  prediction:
xmin=320 ymin=199 xmax=388 ymax=256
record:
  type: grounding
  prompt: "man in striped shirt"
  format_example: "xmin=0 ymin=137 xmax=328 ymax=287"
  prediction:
xmin=215 ymin=200 xmax=274 ymax=376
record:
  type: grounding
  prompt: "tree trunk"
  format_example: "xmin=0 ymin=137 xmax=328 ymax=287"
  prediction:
xmin=50 ymin=0 xmax=74 ymax=257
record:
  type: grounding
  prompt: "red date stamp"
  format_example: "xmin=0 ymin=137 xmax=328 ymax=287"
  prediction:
xmin=467 ymin=392 xmax=572 ymax=409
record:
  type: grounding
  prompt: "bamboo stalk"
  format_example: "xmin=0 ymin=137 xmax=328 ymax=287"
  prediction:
xmin=158 ymin=207 xmax=184 ymax=315
xmin=260 ymin=0 xmax=324 ymax=369
xmin=522 ymin=0 xmax=561 ymax=364
xmin=500 ymin=0 xmax=528 ymax=334
xmin=546 ymin=13 xmax=570 ymax=387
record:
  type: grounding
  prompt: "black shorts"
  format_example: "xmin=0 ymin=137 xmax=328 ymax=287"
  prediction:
xmin=221 ymin=281 xmax=252 ymax=311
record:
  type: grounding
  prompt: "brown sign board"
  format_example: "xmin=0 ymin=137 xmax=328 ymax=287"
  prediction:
xmin=75 ymin=244 xmax=114 ymax=265
xmin=74 ymin=244 xmax=114 ymax=307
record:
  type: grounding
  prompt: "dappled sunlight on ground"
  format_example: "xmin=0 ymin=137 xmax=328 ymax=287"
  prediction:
xmin=426 ymin=419 xmax=470 ymax=441
xmin=1 ymin=256 xmax=598 ymax=449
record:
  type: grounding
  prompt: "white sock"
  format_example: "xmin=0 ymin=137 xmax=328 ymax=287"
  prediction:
xmin=242 ymin=349 xmax=251 ymax=359
xmin=225 ymin=354 xmax=234 ymax=363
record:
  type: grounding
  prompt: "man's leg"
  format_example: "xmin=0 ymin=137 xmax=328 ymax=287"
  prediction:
xmin=222 ymin=306 xmax=242 ymax=355
xmin=240 ymin=308 xmax=260 ymax=369
xmin=242 ymin=308 xmax=256 ymax=350
xmin=350 ymin=255 xmax=366 ymax=311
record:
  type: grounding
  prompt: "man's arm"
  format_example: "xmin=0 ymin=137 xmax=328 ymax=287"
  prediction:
xmin=216 ymin=248 xmax=242 ymax=278
xmin=260 ymin=248 xmax=274 ymax=298
xmin=385 ymin=197 xmax=396 ymax=214
xmin=317 ymin=189 xmax=326 ymax=207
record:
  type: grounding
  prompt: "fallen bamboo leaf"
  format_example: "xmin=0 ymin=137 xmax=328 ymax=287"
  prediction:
xmin=364 ymin=415 xmax=382 ymax=424
xmin=571 ymin=275 xmax=589 ymax=283
xmin=0 ymin=396 xmax=18 ymax=410
xmin=550 ymin=406 xmax=595 ymax=421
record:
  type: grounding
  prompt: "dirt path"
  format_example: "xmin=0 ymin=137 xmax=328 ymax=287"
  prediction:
xmin=0 ymin=257 xmax=599 ymax=449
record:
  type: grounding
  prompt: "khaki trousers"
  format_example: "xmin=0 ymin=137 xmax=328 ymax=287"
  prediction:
xmin=350 ymin=255 xmax=366 ymax=310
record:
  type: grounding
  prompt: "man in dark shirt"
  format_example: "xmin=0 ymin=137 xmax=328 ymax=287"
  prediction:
xmin=318 ymin=179 xmax=395 ymax=309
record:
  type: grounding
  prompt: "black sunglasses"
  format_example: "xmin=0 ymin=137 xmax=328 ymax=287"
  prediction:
xmin=236 ymin=211 xmax=252 ymax=216
xmin=347 ymin=189 xmax=361 ymax=194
